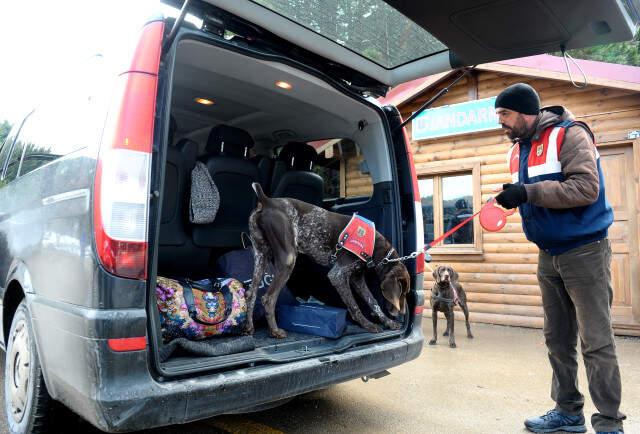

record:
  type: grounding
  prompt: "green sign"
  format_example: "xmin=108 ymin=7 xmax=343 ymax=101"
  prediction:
xmin=412 ymin=96 xmax=500 ymax=140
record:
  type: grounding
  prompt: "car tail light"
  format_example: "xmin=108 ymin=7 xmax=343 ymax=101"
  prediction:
xmin=108 ymin=337 xmax=147 ymax=352
xmin=94 ymin=21 xmax=163 ymax=280
xmin=400 ymin=124 xmax=425 ymax=275
xmin=414 ymin=305 xmax=425 ymax=315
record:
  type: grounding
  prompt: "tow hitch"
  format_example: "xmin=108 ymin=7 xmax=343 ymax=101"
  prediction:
xmin=361 ymin=370 xmax=391 ymax=382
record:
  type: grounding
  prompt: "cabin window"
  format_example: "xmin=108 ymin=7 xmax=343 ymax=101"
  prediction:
xmin=418 ymin=162 xmax=482 ymax=254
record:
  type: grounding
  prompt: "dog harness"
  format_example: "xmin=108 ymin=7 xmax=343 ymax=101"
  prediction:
xmin=431 ymin=283 xmax=461 ymax=307
xmin=334 ymin=214 xmax=376 ymax=267
xmin=431 ymin=293 xmax=459 ymax=307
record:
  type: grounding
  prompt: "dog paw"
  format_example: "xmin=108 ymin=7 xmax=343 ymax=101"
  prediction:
xmin=443 ymin=330 xmax=449 ymax=337
xmin=467 ymin=333 xmax=474 ymax=339
xmin=386 ymin=321 xmax=401 ymax=330
xmin=365 ymin=324 xmax=384 ymax=333
xmin=243 ymin=325 xmax=255 ymax=335
xmin=449 ymin=342 xmax=457 ymax=348
xmin=270 ymin=328 xmax=288 ymax=339
xmin=428 ymin=339 xmax=437 ymax=345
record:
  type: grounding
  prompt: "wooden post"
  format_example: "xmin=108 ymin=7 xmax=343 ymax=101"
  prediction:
xmin=467 ymin=70 xmax=479 ymax=101
xmin=633 ymin=138 xmax=640 ymax=322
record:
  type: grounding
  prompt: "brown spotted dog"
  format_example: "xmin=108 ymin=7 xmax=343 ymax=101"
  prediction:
xmin=246 ymin=183 xmax=410 ymax=338
xmin=429 ymin=265 xmax=473 ymax=348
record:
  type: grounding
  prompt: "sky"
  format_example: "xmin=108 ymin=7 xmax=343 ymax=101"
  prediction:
xmin=0 ymin=0 xmax=176 ymax=124
xmin=418 ymin=175 xmax=473 ymax=203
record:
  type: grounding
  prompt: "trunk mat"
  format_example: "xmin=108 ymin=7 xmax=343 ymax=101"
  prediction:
xmin=160 ymin=323 xmax=368 ymax=361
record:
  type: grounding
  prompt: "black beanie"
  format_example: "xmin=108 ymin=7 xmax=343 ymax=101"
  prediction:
xmin=494 ymin=83 xmax=540 ymax=115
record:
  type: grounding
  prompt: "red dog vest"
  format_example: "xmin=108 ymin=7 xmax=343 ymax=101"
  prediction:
xmin=338 ymin=214 xmax=375 ymax=263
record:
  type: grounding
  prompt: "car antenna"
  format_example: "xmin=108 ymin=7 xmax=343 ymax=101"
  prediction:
xmin=162 ymin=0 xmax=192 ymax=54
xmin=394 ymin=65 xmax=477 ymax=132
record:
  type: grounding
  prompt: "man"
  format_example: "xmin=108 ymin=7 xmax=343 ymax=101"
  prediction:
xmin=494 ymin=83 xmax=625 ymax=434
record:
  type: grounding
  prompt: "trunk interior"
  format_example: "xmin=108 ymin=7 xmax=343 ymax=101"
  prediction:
xmin=150 ymin=29 xmax=409 ymax=375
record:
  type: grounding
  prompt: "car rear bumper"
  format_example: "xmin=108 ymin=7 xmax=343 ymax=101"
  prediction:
xmin=28 ymin=295 xmax=423 ymax=432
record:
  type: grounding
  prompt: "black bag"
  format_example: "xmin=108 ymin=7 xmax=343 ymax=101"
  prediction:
xmin=214 ymin=247 xmax=295 ymax=321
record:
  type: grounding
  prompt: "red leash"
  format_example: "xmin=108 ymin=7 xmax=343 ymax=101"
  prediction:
xmin=424 ymin=198 xmax=514 ymax=252
xmin=383 ymin=199 xmax=514 ymax=266
xmin=425 ymin=209 xmax=482 ymax=250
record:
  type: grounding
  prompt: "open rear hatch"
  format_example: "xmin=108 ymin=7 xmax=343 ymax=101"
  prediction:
xmin=151 ymin=9 xmax=413 ymax=376
xmin=185 ymin=0 xmax=638 ymax=93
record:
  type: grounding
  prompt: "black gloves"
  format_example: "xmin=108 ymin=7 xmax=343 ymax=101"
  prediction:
xmin=496 ymin=183 xmax=527 ymax=209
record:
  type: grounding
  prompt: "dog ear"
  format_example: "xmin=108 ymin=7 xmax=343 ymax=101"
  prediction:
xmin=450 ymin=267 xmax=459 ymax=283
xmin=433 ymin=265 xmax=442 ymax=282
xmin=397 ymin=269 xmax=410 ymax=313
xmin=381 ymin=265 xmax=410 ymax=315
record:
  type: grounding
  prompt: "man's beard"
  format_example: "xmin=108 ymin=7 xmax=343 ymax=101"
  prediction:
xmin=502 ymin=118 xmax=528 ymax=140
xmin=503 ymin=126 xmax=521 ymax=140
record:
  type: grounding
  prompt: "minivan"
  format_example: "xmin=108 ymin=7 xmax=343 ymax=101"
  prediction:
xmin=1 ymin=0 xmax=637 ymax=432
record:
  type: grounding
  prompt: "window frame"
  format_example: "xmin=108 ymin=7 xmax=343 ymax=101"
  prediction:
xmin=0 ymin=113 xmax=31 ymax=183
xmin=5 ymin=141 xmax=27 ymax=182
xmin=0 ymin=134 xmax=14 ymax=179
xmin=418 ymin=161 xmax=482 ymax=255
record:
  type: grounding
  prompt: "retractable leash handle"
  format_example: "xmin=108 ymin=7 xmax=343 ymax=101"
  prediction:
xmin=478 ymin=197 xmax=516 ymax=232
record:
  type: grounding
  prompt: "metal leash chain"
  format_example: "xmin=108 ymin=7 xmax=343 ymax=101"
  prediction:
xmin=380 ymin=198 xmax=482 ymax=267
xmin=380 ymin=249 xmax=420 ymax=265
xmin=380 ymin=247 xmax=434 ymax=266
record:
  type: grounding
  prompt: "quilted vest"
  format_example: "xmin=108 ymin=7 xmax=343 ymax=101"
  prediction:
xmin=507 ymin=120 xmax=613 ymax=255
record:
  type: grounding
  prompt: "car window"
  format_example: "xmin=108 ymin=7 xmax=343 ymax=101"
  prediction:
xmin=17 ymin=105 xmax=88 ymax=178
xmin=313 ymin=139 xmax=373 ymax=200
xmin=15 ymin=109 xmax=60 ymax=178
xmin=250 ymin=0 xmax=447 ymax=68
xmin=11 ymin=88 xmax=104 ymax=179
xmin=314 ymin=156 xmax=341 ymax=199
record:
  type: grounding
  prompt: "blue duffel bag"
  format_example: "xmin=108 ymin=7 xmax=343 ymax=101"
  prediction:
xmin=277 ymin=303 xmax=347 ymax=339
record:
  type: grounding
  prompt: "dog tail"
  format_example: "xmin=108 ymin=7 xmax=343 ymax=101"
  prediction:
xmin=252 ymin=182 xmax=270 ymax=204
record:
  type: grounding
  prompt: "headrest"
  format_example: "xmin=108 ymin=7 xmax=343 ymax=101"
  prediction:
xmin=176 ymin=138 xmax=199 ymax=163
xmin=278 ymin=141 xmax=318 ymax=171
xmin=206 ymin=125 xmax=254 ymax=158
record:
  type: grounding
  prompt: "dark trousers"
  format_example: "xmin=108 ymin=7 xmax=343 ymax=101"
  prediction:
xmin=537 ymin=239 xmax=625 ymax=431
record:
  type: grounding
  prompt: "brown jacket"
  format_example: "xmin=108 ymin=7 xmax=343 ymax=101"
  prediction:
xmin=518 ymin=106 xmax=599 ymax=209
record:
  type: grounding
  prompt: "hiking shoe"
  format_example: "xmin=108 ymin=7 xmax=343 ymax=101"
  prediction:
xmin=524 ymin=409 xmax=587 ymax=433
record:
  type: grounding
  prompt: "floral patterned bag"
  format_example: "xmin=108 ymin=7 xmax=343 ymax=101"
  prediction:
xmin=156 ymin=276 xmax=248 ymax=341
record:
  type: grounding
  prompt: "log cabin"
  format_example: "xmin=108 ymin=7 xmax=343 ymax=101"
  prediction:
xmin=367 ymin=54 xmax=640 ymax=336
